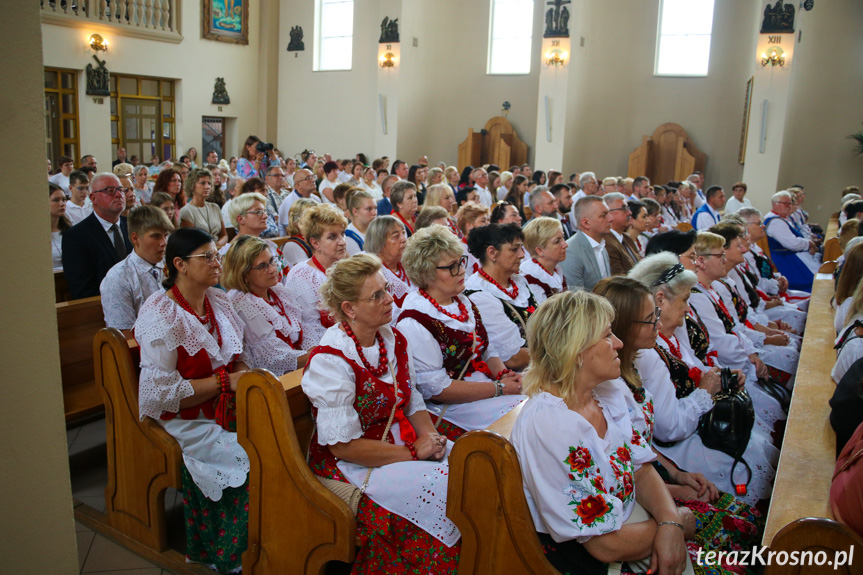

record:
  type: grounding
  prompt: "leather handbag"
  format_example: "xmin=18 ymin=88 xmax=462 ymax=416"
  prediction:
xmin=698 ymin=368 xmax=756 ymax=494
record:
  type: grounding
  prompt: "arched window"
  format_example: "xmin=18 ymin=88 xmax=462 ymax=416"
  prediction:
xmin=655 ymin=0 xmax=715 ymax=77
xmin=315 ymin=0 xmax=354 ymax=71
xmin=488 ymin=0 xmax=534 ymax=75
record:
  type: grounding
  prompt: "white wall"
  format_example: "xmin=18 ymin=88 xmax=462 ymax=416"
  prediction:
xmin=41 ymin=0 xmax=264 ymax=165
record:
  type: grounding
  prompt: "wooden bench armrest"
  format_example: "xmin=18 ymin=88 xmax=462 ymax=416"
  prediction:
xmin=237 ymin=369 xmax=356 ymax=574
xmin=447 ymin=430 xmax=558 ymax=575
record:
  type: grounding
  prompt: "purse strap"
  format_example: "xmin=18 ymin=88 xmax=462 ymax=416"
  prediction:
xmin=434 ymin=329 xmax=478 ymax=430
xmin=359 ymin=359 xmax=401 ymax=493
xmin=833 ymin=445 xmax=863 ymax=480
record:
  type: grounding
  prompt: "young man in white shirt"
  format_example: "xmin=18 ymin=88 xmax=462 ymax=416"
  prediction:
xmin=724 ymin=182 xmax=752 ymax=214
xmin=471 ymin=167 xmax=493 ymax=208
xmin=49 ymin=155 xmax=75 ymax=194
xmin=65 ymin=170 xmax=93 ymax=225
xmin=691 ymin=186 xmax=725 ymax=230
xmin=100 ymin=205 xmax=173 ymax=334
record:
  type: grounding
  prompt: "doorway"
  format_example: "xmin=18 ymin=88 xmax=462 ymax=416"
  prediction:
xmin=44 ymin=68 xmax=80 ymax=167
xmin=202 ymin=117 xmax=225 ymax=164
xmin=110 ymin=74 xmax=176 ymax=164
xmin=122 ymin=98 xmax=161 ymax=165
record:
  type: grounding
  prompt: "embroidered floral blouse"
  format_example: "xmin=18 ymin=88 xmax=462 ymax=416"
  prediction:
xmin=511 ymin=381 xmax=656 ymax=544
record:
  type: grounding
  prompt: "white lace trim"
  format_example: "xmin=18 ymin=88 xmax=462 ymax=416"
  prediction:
xmin=519 ymin=258 xmax=565 ymax=291
xmin=315 ymin=405 xmax=364 ymax=445
xmin=228 ymin=284 xmax=302 ymax=342
xmin=464 ymin=271 xmax=532 ymax=307
xmin=283 ymin=260 xmax=329 ymax=349
xmin=399 ymin=291 xmax=479 ymax=332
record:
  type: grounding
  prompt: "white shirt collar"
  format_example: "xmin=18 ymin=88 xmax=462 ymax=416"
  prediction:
xmin=93 ymin=211 xmax=120 ymax=233
xmin=130 ymin=249 xmax=164 ymax=272
xmin=584 ymin=232 xmax=605 ymax=250
xmin=610 ymin=229 xmax=624 ymax=243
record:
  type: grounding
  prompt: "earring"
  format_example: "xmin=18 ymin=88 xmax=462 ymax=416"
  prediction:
xmin=578 ymin=357 xmax=583 ymax=369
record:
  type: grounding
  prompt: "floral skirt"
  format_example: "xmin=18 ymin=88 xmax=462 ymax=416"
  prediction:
xmin=436 ymin=419 xmax=466 ymax=442
xmin=181 ymin=465 xmax=249 ymax=573
xmin=352 ymin=493 xmax=461 ymax=574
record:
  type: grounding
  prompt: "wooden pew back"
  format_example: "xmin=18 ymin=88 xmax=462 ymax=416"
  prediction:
xmin=95 ymin=327 xmax=182 ymax=551
xmin=765 ymin=518 xmax=862 ymax=575
xmin=58 ymin=296 xmax=106 ymax=422
xmin=237 ymin=369 xmax=357 ymax=574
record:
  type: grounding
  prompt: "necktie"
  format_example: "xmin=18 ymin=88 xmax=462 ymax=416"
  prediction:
xmin=110 ymin=224 xmax=126 ymax=260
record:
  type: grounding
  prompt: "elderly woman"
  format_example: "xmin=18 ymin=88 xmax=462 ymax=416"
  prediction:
xmin=179 ymin=168 xmax=228 ymax=248
xmin=49 ymin=183 xmax=71 ymax=271
xmin=283 ymin=204 xmax=348 ymax=349
xmin=279 ymin=198 xmax=318 ymax=268
xmin=464 ymin=224 xmax=534 ymax=371
xmin=365 ymin=216 xmax=415 ymax=318
xmin=595 ymin=274 xmax=768 ymax=569
xmin=223 ymin=236 xmax=306 ymax=375
xmin=425 ymin=183 xmax=461 ymax=237
xmin=489 ymin=200 xmax=522 ymax=226
xmin=497 ymin=171 xmax=513 ymax=201
xmin=134 ymin=228 xmax=250 ymax=573
xmin=153 ymin=168 xmax=184 ymax=226
xmin=390 ymin=181 xmax=419 ymax=237
xmin=414 ymin=206 xmax=451 ymax=232
xmin=397 ymin=226 xmax=523 ymax=440
xmin=603 ymin=269 xmax=779 ymax=504
xmin=303 ymin=254 xmax=460 ymax=574
xmin=511 ymin=291 xmax=690 ymax=575
xmin=520 ymin=217 xmax=567 ymax=304
xmin=133 ymin=164 xmax=154 ymax=204
xmin=219 ymin=192 xmax=287 ymax=277
xmin=359 ymin=166 xmax=383 ymax=200
xmin=345 ymin=189 xmax=377 ymax=255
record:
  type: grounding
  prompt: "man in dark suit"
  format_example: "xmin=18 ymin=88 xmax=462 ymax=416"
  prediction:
xmin=377 ymin=174 xmax=398 ymax=215
xmin=602 ymin=192 xmax=641 ymax=275
xmin=550 ymin=183 xmax=575 ymax=239
xmin=62 ymin=172 xmax=133 ymax=300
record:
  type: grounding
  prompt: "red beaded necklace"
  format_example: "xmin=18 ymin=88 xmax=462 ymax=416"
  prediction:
xmin=532 ymin=258 xmax=555 ymax=276
xmin=478 ymin=269 xmax=519 ymax=299
xmin=658 ymin=332 xmax=681 ymax=359
xmin=342 ymin=321 xmax=388 ymax=377
xmin=419 ymin=289 xmax=469 ymax=322
xmin=699 ymin=283 xmax=735 ymax=325
xmin=310 ymin=255 xmax=327 ymax=274
xmin=171 ymin=285 xmax=222 ymax=347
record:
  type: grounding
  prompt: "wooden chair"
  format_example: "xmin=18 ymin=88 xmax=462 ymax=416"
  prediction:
xmin=627 ymin=123 xmax=706 ymax=184
xmin=237 ymin=369 xmax=357 ymax=574
xmin=457 ymin=116 xmax=528 ymax=174
xmin=676 ymin=222 xmax=693 ymax=232
xmin=58 ymin=296 xmax=106 ymax=423
xmin=823 ymin=236 xmax=841 ymax=263
xmin=271 ymin=236 xmax=291 ymax=250
xmin=764 ymin=518 xmax=862 ymax=574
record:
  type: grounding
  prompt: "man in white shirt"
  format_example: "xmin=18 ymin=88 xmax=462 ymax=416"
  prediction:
xmin=724 ymin=182 xmax=752 ymax=214
xmin=337 ymin=159 xmax=352 ymax=183
xmin=472 ymin=168 xmax=493 ymax=208
xmin=687 ymin=173 xmax=706 ymax=209
xmin=65 ymin=170 xmax=93 ymax=225
xmin=100 ymin=205 xmax=172 ymax=333
xmin=278 ymin=168 xmax=320 ymax=235
xmin=562 ymin=195 xmax=612 ymax=291
xmin=691 ymin=186 xmax=725 ymax=230
xmin=318 ymin=161 xmax=340 ymax=203
xmin=391 ymin=160 xmax=409 ymax=181
xmin=764 ymin=190 xmax=819 ymax=291
xmin=49 ymin=155 xmax=75 ymax=194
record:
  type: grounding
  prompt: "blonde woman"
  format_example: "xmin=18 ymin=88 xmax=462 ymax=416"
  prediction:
xmin=520 ymin=216 xmax=568 ymax=304
xmin=425 ymin=183 xmax=461 ymax=237
xmin=511 ymin=291 xmax=689 ymax=575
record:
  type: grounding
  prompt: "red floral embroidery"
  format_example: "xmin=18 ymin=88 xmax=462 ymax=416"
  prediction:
xmin=622 ymin=472 xmax=634 ymax=497
xmin=566 ymin=446 xmax=593 ymax=473
xmin=616 ymin=446 xmax=631 ymax=463
xmin=593 ymin=474 xmax=606 ymax=493
xmin=576 ymin=494 xmax=610 ymax=525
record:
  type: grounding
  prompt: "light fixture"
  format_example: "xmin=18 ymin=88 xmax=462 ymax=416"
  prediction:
xmin=379 ymin=52 xmax=395 ymax=68
xmin=89 ymin=33 xmax=109 ymax=52
xmin=545 ymin=49 xmax=566 ymax=67
xmin=761 ymin=46 xmax=785 ymax=67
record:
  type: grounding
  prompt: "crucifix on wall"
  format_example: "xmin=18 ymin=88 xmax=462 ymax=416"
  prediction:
xmin=543 ymin=0 xmax=571 ymax=38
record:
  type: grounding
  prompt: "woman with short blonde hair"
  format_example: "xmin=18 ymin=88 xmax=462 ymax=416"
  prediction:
xmin=397 ymin=225 xmax=523 ymax=441
xmin=520 ymin=217 xmax=568 ymax=304
xmin=425 ymin=183 xmax=461 ymax=237
xmin=303 ymin=252 xmax=459 ymax=573
xmin=224 ymin=236 xmax=306 ymax=374
xmin=283 ymin=204 xmax=348 ymax=348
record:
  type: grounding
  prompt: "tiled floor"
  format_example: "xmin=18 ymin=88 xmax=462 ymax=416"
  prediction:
xmin=69 ymin=417 xmax=182 ymax=575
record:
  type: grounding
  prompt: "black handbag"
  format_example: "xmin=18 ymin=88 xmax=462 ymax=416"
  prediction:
xmin=698 ymin=368 xmax=756 ymax=495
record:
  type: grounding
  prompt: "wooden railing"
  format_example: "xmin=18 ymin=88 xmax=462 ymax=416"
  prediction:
xmin=40 ymin=0 xmax=182 ymax=43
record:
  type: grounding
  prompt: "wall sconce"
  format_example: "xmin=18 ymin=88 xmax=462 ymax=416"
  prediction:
xmin=89 ymin=34 xmax=109 ymax=52
xmin=379 ymin=52 xmax=395 ymax=68
xmin=760 ymin=46 xmax=785 ymax=67
xmin=545 ymin=49 xmax=566 ymax=67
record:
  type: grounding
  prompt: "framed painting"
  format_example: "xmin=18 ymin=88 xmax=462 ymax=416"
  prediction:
xmin=202 ymin=0 xmax=249 ymax=45
xmin=738 ymin=76 xmax=754 ymax=165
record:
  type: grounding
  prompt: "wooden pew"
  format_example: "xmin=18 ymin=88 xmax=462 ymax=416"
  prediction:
xmin=761 ymin=276 xmax=861 ymax=567
xmin=448 ymin=403 xmax=558 ymax=575
xmin=57 ymin=295 xmax=105 ymax=423
xmin=78 ymin=327 xmax=353 ymax=574
xmin=237 ymin=369 xmax=357 ymax=574
xmin=822 ymin=236 xmax=841 ymax=263
xmin=54 ymin=269 xmax=70 ymax=302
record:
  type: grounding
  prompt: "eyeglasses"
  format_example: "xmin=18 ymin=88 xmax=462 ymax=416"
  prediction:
xmin=357 ymin=283 xmax=391 ymax=305
xmin=295 ymin=177 xmax=315 ymax=185
xmin=775 ymin=201 xmax=792 ymax=206
xmin=249 ymin=257 xmax=278 ymax=272
xmin=243 ymin=210 xmax=267 ymax=217
xmin=72 ymin=185 xmax=90 ymax=192
xmin=436 ymin=255 xmax=469 ymax=276
xmin=701 ymin=252 xmax=727 ymax=261
xmin=633 ymin=306 xmax=662 ymax=329
xmin=92 ymin=186 xmax=124 ymax=196
xmin=186 ymin=251 xmax=222 ymax=265
xmin=608 ymin=206 xmax=629 ymax=213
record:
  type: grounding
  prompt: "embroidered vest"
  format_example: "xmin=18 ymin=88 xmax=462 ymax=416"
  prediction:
xmin=751 ymin=250 xmax=776 ymax=279
xmin=524 ymin=271 xmax=567 ymax=301
xmin=693 ymin=286 xmax=735 ymax=334
xmin=306 ymin=330 xmax=418 ymax=482
xmin=686 ymin=308 xmax=711 ymax=365
xmin=464 ymin=288 xmax=537 ymax=341
xmin=654 ymin=346 xmax=698 ymax=400
xmin=719 ymin=279 xmax=749 ymax=325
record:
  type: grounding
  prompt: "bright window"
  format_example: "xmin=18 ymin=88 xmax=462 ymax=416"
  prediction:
xmin=655 ymin=0 xmax=715 ymax=76
xmin=488 ymin=0 xmax=534 ymax=75
xmin=315 ymin=0 xmax=354 ymax=71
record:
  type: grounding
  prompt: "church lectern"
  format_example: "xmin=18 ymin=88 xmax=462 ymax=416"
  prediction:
xmin=458 ymin=116 xmax=528 ymax=174
xmin=627 ymin=123 xmax=706 ymax=184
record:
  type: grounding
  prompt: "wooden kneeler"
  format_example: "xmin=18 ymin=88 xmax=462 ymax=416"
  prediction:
xmin=93 ymin=327 xmax=183 ymax=552
xmin=237 ymin=369 xmax=357 ymax=574
xmin=447 ymin=430 xmax=558 ymax=575
xmin=765 ymin=518 xmax=863 ymax=575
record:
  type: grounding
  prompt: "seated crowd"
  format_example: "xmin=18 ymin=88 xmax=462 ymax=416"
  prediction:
xmin=49 ymin=139 xmax=863 ymax=574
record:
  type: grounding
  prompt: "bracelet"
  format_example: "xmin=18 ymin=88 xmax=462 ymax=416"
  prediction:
xmin=493 ymin=380 xmax=504 ymax=398
xmin=657 ymin=521 xmax=685 ymax=532
xmin=405 ymin=441 xmax=418 ymax=461
xmin=216 ymin=368 xmax=231 ymax=394
xmin=496 ymin=368 xmax=515 ymax=380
